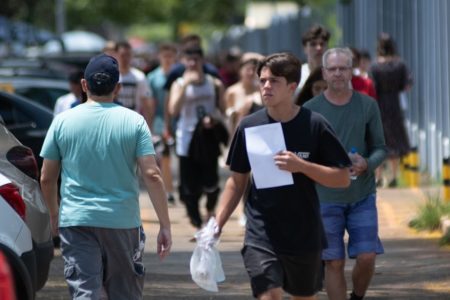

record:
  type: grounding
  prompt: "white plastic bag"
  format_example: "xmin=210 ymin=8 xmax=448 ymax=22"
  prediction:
xmin=189 ymin=217 xmax=225 ymax=292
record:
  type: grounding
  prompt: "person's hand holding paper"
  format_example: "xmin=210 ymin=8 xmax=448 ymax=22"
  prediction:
xmin=245 ymin=123 xmax=294 ymax=189
xmin=273 ymin=150 xmax=306 ymax=173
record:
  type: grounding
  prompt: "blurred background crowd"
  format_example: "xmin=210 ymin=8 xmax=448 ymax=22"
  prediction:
xmin=1 ymin=0 xmax=449 ymax=190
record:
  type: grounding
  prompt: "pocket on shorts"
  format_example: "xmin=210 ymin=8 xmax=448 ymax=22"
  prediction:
xmin=64 ymin=263 xmax=76 ymax=280
xmin=132 ymin=226 xmax=146 ymax=277
xmin=133 ymin=261 xmax=146 ymax=277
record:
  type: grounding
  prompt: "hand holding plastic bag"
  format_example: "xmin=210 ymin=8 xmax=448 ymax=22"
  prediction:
xmin=190 ymin=217 xmax=225 ymax=292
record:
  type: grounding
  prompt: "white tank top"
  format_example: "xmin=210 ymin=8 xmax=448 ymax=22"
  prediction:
xmin=175 ymin=76 xmax=216 ymax=156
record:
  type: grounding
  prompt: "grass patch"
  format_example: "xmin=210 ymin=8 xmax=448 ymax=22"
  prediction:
xmin=409 ymin=194 xmax=450 ymax=245
xmin=440 ymin=231 xmax=450 ymax=246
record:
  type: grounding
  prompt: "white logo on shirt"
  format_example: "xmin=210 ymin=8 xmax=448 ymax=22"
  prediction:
xmin=295 ymin=152 xmax=310 ymax=159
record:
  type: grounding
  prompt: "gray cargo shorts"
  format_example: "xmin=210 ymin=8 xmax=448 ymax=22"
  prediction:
xmin=59 ymin=226 xmax=145 ymax=300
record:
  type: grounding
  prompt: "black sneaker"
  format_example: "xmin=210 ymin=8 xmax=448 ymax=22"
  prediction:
xmin=388 ymin=178 xmax=398 ymax=188
xmin=376 ymin=178 xmax=384 ymax=187
xmin=167 ymin=193 xmax=175 ymax=205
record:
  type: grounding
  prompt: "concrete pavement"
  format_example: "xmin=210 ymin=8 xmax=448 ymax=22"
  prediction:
xmin=37 ymin=186 xmax=450 ymax=299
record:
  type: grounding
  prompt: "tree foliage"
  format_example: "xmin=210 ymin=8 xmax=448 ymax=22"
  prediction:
xmin=63 ymin=0 xmax=244 ymax=37
xmin=1 ymin=0 xmax=336 ymax=40
xmin=1 ymin=0 xmax=48 ymax=23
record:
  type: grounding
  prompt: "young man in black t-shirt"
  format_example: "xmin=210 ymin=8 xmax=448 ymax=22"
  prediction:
xmin=216 ymin=53 xmax=351 ymax=300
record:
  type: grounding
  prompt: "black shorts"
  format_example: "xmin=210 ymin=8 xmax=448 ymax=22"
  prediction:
xmin=241 ymin=245 xmax=322 ymax=298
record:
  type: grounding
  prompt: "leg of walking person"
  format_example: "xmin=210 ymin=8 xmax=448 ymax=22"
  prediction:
xmin=205 ymin=187 xmax=220 ymax=220
xmin=320 ymin=203 xmax=348 ymax=300
xmin=184 ymin=193 xmax=203 ymax=228
xmin=161 ymin=142 xmax=176 ymax=204
xmin=351 ymin=252 xmax=376 ymax=299
xmin=324 ymin=259 xmax=347 ymax=300
xmin=101 ymin=227 xmax=144 ymax=300
xmin=258 ymin=287 xmax=284 ymax=300
xmin=257 ymin=288 xmax=318 ymax=300
xmin=202 ymin=157 xmax=220 ymax=221
xmin=179 ymin=156 xmax=203 ymax=228
xmin=347 ymin=194 xmax=384 ymax=300
xmin=59 ymin=227 xmax=104 ymax=300
xmin=388 ymin=157 xmax=399 ymax=187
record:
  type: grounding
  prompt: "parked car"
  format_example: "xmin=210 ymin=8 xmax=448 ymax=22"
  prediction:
xmin=0 ymin=250 xmax=16 ymax=300
xmin=0 ymin=91 xmax=53 ymax=170
xmin=0 ymin=123 xmax=53 ymax=300
xmin=0 ymin=77 xmax=69 ymax=110
xmin=0 ymin=57 xmax=80 ymax=110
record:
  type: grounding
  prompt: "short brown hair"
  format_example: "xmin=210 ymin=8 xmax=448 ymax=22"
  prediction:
xmin=257 ymin=52 xmax=300 ymax=84
xmin=302 ymin=24 xmax=331 ymax=46
xmin=158 ymin=42 xmax=177 ymax=53
xmin=180 ymin=34 xmax=202 ymax=47
xmin=115 ymin=40 xmax=132 ymax=51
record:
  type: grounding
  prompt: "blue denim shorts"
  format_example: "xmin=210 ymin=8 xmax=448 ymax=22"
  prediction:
xmin=320 ymin=194 xmax=384 ymax=260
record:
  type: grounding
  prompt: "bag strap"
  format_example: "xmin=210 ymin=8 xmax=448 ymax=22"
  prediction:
xmin=206 ymin=74 xmax=220 ymax=109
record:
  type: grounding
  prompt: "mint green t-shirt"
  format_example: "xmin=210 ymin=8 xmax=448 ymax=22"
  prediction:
xmin=304 ymin=92 xmax=387 ymax=204
xmin=40 ymin=102 xmax=155 ymax=228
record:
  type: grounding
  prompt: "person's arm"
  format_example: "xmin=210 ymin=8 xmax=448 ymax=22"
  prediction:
xmin=137 ymin=155 xmax=172 ymax=260
xmin=140 ymin=95 xmax=155 ymax=129
xmin=163 ymin=93 xmax=173 ymax=139
xmin=215 ymin=171 xmax=250 ymax=233
xmin=363 ymin=101 xmax=387 ymax=174
xmin=40 ymin=159 xmax=61 ymax=236
xmin=214 ymin=78 xmax=226 ymax=114
xmin=224 ymin=87 xmax=235 ymax=110
xmin=138 ymin=79 xmax=156 ymax=128
xmin=274 ymin=151 xmax=350 ymax=188
xmin=168 ymin=80 xmax=186 ymax=117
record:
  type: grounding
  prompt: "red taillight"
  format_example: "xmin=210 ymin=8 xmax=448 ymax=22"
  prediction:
xmin=0 ymin=183 xmax=26 ymax=220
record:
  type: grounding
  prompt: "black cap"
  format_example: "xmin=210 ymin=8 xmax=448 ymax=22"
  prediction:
xmin=84 ymin=54 xmax=119 ymax=92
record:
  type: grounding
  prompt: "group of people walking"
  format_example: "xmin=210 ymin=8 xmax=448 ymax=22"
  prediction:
xmin=40 ymin=23 xmax=411 ymax=300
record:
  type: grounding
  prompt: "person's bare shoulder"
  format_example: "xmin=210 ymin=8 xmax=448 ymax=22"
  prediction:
xmin=226 ymin=82 xmax=244 ymax=96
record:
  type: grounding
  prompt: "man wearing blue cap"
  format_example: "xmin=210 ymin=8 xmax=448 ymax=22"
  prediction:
xmin=40 ymin=54 xmax=172 ymax=299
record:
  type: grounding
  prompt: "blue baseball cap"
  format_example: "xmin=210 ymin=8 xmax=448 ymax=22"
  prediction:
xmin=84 ymin=54 xmax=119 ymax=91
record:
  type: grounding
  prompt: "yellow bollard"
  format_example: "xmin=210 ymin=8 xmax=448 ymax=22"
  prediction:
xmin=399 ymin=155 xmax=408 ymax=186
xmin=409 ymin=147 xmax=419 ymax=187
xmin=403 ymin=152 xmax=411 ymax=186
xmin=443 ymin=158 xmax=450 ymax=203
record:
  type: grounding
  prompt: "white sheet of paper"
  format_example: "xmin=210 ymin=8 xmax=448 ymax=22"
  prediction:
xmin=245 ymin=123 xmax=293 ymax=189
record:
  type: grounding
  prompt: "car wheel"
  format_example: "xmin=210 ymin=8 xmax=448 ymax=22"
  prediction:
xmin=0 ymin=246 xmax=34 ymax=300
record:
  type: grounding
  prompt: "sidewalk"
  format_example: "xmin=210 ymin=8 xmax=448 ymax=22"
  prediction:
xmin=37 ymin=186 xmax=450 ymax=299
xmin=137 ymin=186 xmax=450 ymax=299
